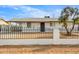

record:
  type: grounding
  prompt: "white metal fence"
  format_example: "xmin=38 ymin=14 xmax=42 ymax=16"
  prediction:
xmin=0 ymin=25 xmax=79 ymax=45
xmin=0 ymin=25 xmax=53 ymax=33
xmin=59 ymin=27 xmax=79 ymax=32
xmin=0 ymin=25 xmax=53 ymax=39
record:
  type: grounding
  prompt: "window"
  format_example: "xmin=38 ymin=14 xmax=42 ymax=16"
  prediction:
xmin=0 ymin=25 xmax=1 ymax=31
xmin=50 ymin=22 xmax=52 ymax=26
xmin=27 ymin=22 xmax=31 ymax=28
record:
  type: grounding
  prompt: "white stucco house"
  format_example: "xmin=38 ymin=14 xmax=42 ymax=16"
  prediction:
xmin=6 ymin=18 xmax=59 ymax=32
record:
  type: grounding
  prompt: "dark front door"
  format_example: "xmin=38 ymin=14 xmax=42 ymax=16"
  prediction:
xmin=0 ymin=26 xmax=1 ymax=32
xmin=40 ymin=22 xmax=45 ymax=32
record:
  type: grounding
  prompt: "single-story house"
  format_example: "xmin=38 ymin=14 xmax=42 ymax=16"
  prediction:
xmin=6 ymin=18 xmax=59 ymax=32
xmin=0 ymin=17 xmax=79 ymax=32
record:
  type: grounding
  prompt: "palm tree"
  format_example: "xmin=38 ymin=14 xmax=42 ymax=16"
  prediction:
xmin=59 ymin=7 xmax=79 ymax=36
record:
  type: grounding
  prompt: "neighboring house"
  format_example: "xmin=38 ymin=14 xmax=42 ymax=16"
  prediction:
xmin=0 ymin=18 xmax=9 ymax=32
xmin=0 ymin=18 xmax=9 ymax=25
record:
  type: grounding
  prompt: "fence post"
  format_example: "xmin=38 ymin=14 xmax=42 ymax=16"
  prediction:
xmin=1 ymin=25 xmax=3 ymax=33
xmin=53 ymin=25 xmax=60 ymax=40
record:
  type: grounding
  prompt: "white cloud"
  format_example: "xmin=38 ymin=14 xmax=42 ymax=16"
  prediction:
xmin=0 ymin=5 xmax=19 ymax=10
xmin=0 ymin=15 xmax=8 ymax=20
xmin=56 ymin=9 xmax=62 ymax=14
xmin=12 ymin=7 xmax=19 ymax=10
xmin=0 ymin=5 xmax=51 ymax=18
xmin=15 ymin=6 xmax=53 ymax=18
xmin=54 ymin=9 xmax=62 ymax=18
xmin=0 ymin=15 xmax=5 ymax=18
xmin=5 ymin=5 xmax=53 ymax=18
xmin=0 ymin=5 xmax=62 ymax=19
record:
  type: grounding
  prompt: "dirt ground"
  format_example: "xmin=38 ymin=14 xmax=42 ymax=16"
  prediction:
xmin=0 ymin=45 xmax=79 ymax=54
xmin=60 ymin=32 xmax=79 ymax=39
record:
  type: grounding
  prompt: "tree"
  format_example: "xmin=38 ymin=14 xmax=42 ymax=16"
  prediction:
xmin=58 ymin=7 xmax=79 ymax=36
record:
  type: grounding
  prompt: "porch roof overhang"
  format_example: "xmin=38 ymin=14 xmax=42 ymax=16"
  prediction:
xmin=7 ymin=18 xmax=59 ymax=23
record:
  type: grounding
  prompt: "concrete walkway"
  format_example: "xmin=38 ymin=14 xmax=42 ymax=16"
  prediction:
xmin=0 ymin=39 xmax=53 ymax=45
xmin=0 ymin=39 xmax=79 ymax=45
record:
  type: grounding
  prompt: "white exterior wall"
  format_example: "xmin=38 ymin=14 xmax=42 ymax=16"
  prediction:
xmin=45 ymin=22 xmax=52 ymax=32
xmin=45 ymin=23 xmax=50 ymax=28
xmin=31 ymin=23 xmax=40 ymax=28
xmin=21 ymin=23 xmax=27 ymax=32
xmin=21 ymin=22 xmax=59 ymax=32
xmin=22 ymin=22 xmax=40 ymax=32
xmin=45 ymin=22 xmax=59 ymax=32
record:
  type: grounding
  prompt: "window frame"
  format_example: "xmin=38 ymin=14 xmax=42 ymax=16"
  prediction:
xmin=27 ymin=22 xmax=31 ymax=28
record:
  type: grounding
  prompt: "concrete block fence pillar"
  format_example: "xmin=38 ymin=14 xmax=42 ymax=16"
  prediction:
xmin=53 ymin=25 xmax=60 ymax=40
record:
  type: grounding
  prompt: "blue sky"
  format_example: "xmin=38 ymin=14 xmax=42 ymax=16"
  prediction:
xmin=0 ymin=5 xmax=79 ymax=20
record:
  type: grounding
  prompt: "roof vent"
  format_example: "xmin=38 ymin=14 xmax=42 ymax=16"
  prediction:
xmin=44 ymin=16 xmax=50 ymax=18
